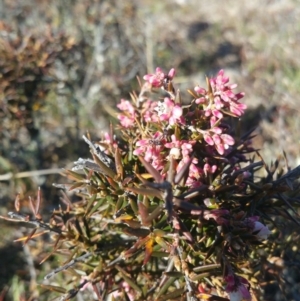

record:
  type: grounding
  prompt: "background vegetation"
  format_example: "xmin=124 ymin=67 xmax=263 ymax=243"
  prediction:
xmin=0 ymin=0 xmax=300 ymax=300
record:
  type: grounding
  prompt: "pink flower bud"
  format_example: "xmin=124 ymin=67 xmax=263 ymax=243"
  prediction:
xmin=168 ymin=68 xmax=176 ymax=79
xmin=194 ymin=86 xmax=206 ymax=95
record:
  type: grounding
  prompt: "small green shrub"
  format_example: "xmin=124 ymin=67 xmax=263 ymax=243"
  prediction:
xmin=2 ymin=67 xmax=300 ymax=301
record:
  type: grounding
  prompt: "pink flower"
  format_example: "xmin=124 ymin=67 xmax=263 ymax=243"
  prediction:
xmin=165 ymin=135 xmax=195 ymax=159
xmin=253 ymin=221 xmax=271 ymax=240
xmin=118 ymin=115 xmax=135 ymax=128
xmin=117 ymin=99 xmax=136 ymax=128
xmin=203 ymin=163 xmax=217 ymax=176
xmin=212 ymin=108 xmax=223 ymax=119
xmin=143 ymin=67 xmax=175 ymax=88
xmin=155 ymin=97 xmax=185 ymax=125
xmin=209 ymin=70 xmax=247 ymax=117
xmin=181 ymin=141 xmax=194 ymax=157
xmin=203 ymin=131 xmax=235 ymax=155
xmin=133 ymin=132 xmax=165 ymax=170
xmin=225 ymin=274 xmax=251 ymax=301
xmin=228 ymin=100 xmax=247 ymax=117
xmin=244 ymin=216 xmax=271 ymax=240
xmin=176 ymin=156 xmax=203 ymax=187
xmin=103 ymin=132 xmax=113 ymax=144
xmin=203 ymin=133 xmax=214 ymax=146
xmin=194 ymin=86 xmax=206 ymax=95
xmin=142 ymin=100 xmax=159 ymax=122
xmin=112 ymin=281 xmax=135 ymax=301
xmin=188 ymin=161 xmax=203 ymax=180
xmin=164 ymin=134 xmax=181 ymax=149
xmin=102 ymin=132 xmax=118 ymax=151
xmin=117 ymin=99 xmax=135 ymax=114
xmin=203 ymin=209 xmax=229 ymax=225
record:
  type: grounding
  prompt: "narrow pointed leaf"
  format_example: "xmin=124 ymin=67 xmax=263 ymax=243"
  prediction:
xmin=173 ymin=198 xmax=204 ymax=214
xmin=106 ymin=176 xmax=119 ymax=190
xmin=138 ymin=156 xmax=163 ymax=183
xmin=193 ymin=263 xmax=221 ymax=273
xmin=187 ymin=89 xmax=198 ymax=98
xmin=179 ymin=185 xmax=208 ymax=199
xmin=84 ymin=194 xmax=97 ymax=216
xmin=155 ymin=276 xmax=176 ymax=299
xmin=115 ymin=215 xmax=141 ymax=228
xmin=126 ymin=186 xmax=162 ymax=199
xmin=143 ymin=238 xmax=154 ymax=265
xmin=40 ymin=284 xmax=67 ymax=294
xmin=114 ymin=147 xmax=124 ymax=180
xmin=156 ymin=288 xmax=185 ymax=301
xmin=68 ymin=181 xmax=86 ymax=191
xmin=174 ymin=156 xmax=193 ymax=185
xmin=14 ymin=229 xmax=46 ymax=242
xmin=123 ymin=226 xmax=150 ymax=237
xmin=92 ymin=153 xmax=116 ymax=178
xmin=172 ymin=215 xmax=193 ymax=243
xmin=115 ymin=265 xmax=143 ymax=294
xmin=64 ymin=169 xmax=86 ymax=181
xmin=167 ymin=156 xmax=176 ymax=184
xmin=155 ymin=237 xmax=170 ymax=251
xmin=277 ymin=193 xmax=300 ymax=217
xmin=87 ymin=200 xmax=109 ymax=217
xmin=146 ymin=206 xmax=163 ymax=223
xmin=135 ymin=173 xmax=152 ymax=184
xmin=36 ymin=187 xmax=41 ymax=216
xmin=14 ymin=193 xmax=20 ymax=212
xmin=138 ymin=201 xmax=151 ymax=226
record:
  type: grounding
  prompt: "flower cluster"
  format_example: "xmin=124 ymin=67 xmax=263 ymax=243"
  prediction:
xmin=117 ymin=67 xmax=247 ymax=185
xmin=194 ymin=70 xmax=246 ymax=118
xmin=143 ymin=67 xmax=176 ymax=88
xmin=7 ymin=66 xmax=294 ymax=301
xmin=114 ymin=67 xmax=271 ymax=300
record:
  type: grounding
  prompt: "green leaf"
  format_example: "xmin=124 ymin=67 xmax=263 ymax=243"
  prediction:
xmin=92 ymin=153 xmax=116 ymax=179
xmin=87 ymin=199 xmax=109 ymax=217
xmin=138 ymin=201 xmax=151 ymax=226
xmin=126 ymin=186 xmax=162 ymax=199
xmin=64 ymin=169 xmax=86 ymax=181
xmin=114 ymin=146 xmax=124 ymax=180
xmin=115 ymin=265 xmax=143 ymax=294
xmin=155 ymin=276 xmax=176 ymax=299
xmin=156 ymin=288 xmax=185 ymax=301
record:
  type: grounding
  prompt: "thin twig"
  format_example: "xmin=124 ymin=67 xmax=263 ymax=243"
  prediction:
xmin=4 ymin=212 xmax=62 ymax=234
xmin=44 ymin=252 xmax=93 ymax=280
xmin=0 ymin=168 xmax=62 ymax=181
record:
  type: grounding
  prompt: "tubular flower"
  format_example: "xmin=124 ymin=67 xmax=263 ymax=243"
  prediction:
xmin=225 ymin=274 xmax=251 ymax=301
xmin=142 ymin=99 xmax=159 ymax=122
xmin=245 ymin=216 xmax=271 ymax=240
xmin=203 ymin=131 xmax=235 ymax=155
xmin=210 ymin=70 xmax=247 ymax=117
xmin=133 ymin=131 xmax=166 ymax=170
xmin=195 ymin=69 xmax=247 ymax=119
xmin=155 ymin=97 xmax=185 ymax=125
xmin=117 ymin=99 xmax=136 ymax=128
xmin=143 ymin=67 xmax=175 ymax=88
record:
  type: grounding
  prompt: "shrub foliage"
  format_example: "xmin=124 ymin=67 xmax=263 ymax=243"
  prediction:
xmin=2 ymin=67 xmax=300 ymax=301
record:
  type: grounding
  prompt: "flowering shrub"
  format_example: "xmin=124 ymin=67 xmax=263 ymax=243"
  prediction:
xmin=2 ymin=67 xmax=300 ymax=301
